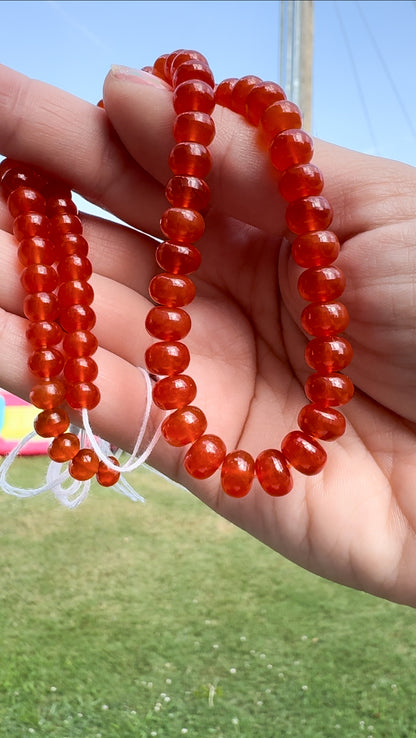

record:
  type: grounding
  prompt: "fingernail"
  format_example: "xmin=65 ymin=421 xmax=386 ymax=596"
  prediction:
xmin=110 ymin=64 xmax=170 ymax=89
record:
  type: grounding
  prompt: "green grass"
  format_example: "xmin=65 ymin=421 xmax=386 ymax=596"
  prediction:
xmin=1 ymin=457 xmax=416 ymax=737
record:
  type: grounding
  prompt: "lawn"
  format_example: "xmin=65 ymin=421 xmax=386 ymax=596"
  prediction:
xmin=1 ymin=457 xmax=416 ymax=738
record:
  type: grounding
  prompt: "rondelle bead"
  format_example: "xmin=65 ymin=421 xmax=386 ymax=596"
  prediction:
xmin=278 ymin=164 xmax=324 ymax=202
xmin=172 ymin=60 xmax=215 ymax=88
xmin=255 ymin=449 xmax=293 ymax=496
xmin=23 ymin=292 xmax=59 ymax=322
xmin=220 ymin=450 xmax=255 ymax=497
xmin=230 ymin=75 xmax=262 ymax=115
xmin=55 ymin=233 xmax=89 ymax=258
xmin=173 ymin=80 xmax=215 ymax=115
xmin=48 ymin=432 xmax=80 ymax=462
xmin=301 ymin=301 xmax=350 ymax=337
xmin=286 ymin=195 xmax=333 ymax=234
xmin=59 ymin=304 xmax=96 ymax=332
xmin=149 ymin=273 xmax=196 ymax=307
xmin=28 ymin=348 xmax=64 ymax=378
xmin=173 ymin=112 xmax=215 ymax=145
xmin=7 ymin=187 xmax=46 ymax=217
xmin=298 ymin=403 xmax=346 ymax=441
xmin=96 ymin=456 xmax=121 ymax=487
xmin=145 ymin=307 xmax=192 ymax=340
xmin=66 ymin=381 xmax=101 ymax=410
xmin=13 ymin=212 xmax=49 ymax=240
xmin=305 ymin=373 xmax=354 ymax=407
xmin=62 ymin=330 xmax=98 ymax=357
xmin=156 ymin=241 xmax=202 ymax=274
xmin=153 ymin=374 xmax=197 ymax=410
xmin=260 ymin=101 xmax=302 ymax=142
xmin=160 ymin=207 xmax=205 ymax=243
xmin=269 ymin=129 xmax=313 ymax=171
xmin=69 ymin=448 xmax=100 ymax=481
xmin=169 ymin=142 xmax=212 ymax=178
xmin=161 ymin=405 xmax=207 ymax=446
xmin=145 ymin=341 xmax=190 ymax=375
xmin=165 ymin=176 xmax=210 ymax=212
xmin=26 ymin=320 xmax=63 ymax=348
xmin=20 ymin=264 xmax=58 ymax=294
xmin=298 ymin=266 xmax=346 ymax=302
xmin=49 ymin=212 xmax=83 ymax=237
xmin=29 ymin=379 xmax=66 ymax=409
xmin=245 ymin=82 xmax=286 ymax=126
xmin=304 ymin=336 xmax=353 ymax=374
xmin=17 ymin=236 xmax=56 ymax=266
xmin=184 ymin=434 xmax=227 ymax=479
xmin=33 ymin=407 xmax=70 ymax=438
xmin=57 ymin=280 xmax=94 ymax=308
xmin=214 ymin=78 xmax=238 ymax=108
xmin=63 ymin=356 xmax=98 ymax=383
xmin=57 ymin=255 xmax=92 ymax=282
xmin=281 ymin=431 xmax=327 ymax=475
xmin=291 ymin=231 xmax=340 ymax=268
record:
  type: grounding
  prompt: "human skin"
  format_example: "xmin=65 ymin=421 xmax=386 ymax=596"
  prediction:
xmin=0 ymin=63 xmax=415 ymax=606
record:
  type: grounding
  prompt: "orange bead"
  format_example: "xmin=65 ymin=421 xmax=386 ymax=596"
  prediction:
xmin=305 ymin=373 xmax=354 ymax=407
xmin=49 ymin=213 xmax=82 ymax=237
xmin=221 ymin=450 xmax=255 ymax=497
xmin=152 ymin=53 xmax=170 ymax=80
xmin=7 ymin=187 xmax=46 ymax=217
xmin=1 ymin=164 xmax=46 ymax=197
xmin=165 ymin=176 xmax=210 ymax=211
xmin=169 ymin=142 xmax=211 ymax=178
xmin=301 ymin=301 xmax=350 ymax=337
xmin=149 ymin=273 xmax=196 ymax=307
xmin=145 ymin=341 xmax=190 ymax=375
xmin=173 ymin=80 xmax=215 ymax=115
xmin=230 ymin=75 xmax=262 ymax=115
xmin=245 ymin=82 xmax=286 ymax=125
xmin=55 ymin=233 xmax=89 ymax=258
xmin=17 ymin=236 xmax=56 ymax=266
xmin=58 ymin=280 xmax=94 ymax=308
xmin=291 ymin=231 xmax=340 ymax=268
xmin=298 ymin=266 xmax=345 ymax=302
xmin=173 ymin=112 xmax=215 ymax=145
xmin=184 ymin=434 xmax=226 ymax=479
xmin=59 ymin=304 xmax=96 ymax=332
xmin=145 ymin=307 xmax=191 ymax=340
xmin=169 ymin=50 xmax=209 ymax=80
xmin=62 ymin=330 xmax=98 ymax=357
xmin=29 ymin=379 xmax=66 ymax=409
xmin=281 ymin=431 xmax=327 ymax=475
xmin=153 ymin=374 xmax=197 ymax=410
xmin=57 ymin=255 xmax=92 ymax=281
xmin=298 ymin=404 xmax=346 ymax=441
xmin=48 ymin=432 xmax=80 ymax=462
xmin=255 ymin=449 xmax=293 ymax=496
xmin=161 ymin=405 xmax=207 ymax=447
xmin=269 ymin=129 xmax=313 ymax=171
xmin=278 ymin=164 xmax=324 ymax=202
xmin=286 ymin=195 xmax=333 ymax=234
xmin=172 ymin=60 xmax=215 ymax=88
xmin=26 ymin=320 xmax=63 ymax=348
xmin=69 ymin=448 xmax=99 ymax=480
xmin=156 ymin=241 xmax=201 ymax=274
xmin=20 ymin=264 xmax=58 ymax=293
xmin=214 ymin=78 xmax=238 ymax=108
xmin=96 ymin=456 xmax=121 ymax=487
xmin=23 ymin=292 xmax=59 ymax=322
xmin=33 ymin=407 xmax=70 ymax=438
xmin=260 ymin=101 xmax=302 ymax=142
xmin=28 ymin=348 xmax=64 ymax=378
xmin=13 ymin=212 xmax=49 ymax=240
xmin=160 ymin=208 xmax=205 ymax=243
xmin=305 ymin=336 xmax=353 ymax=374
xmin=45 ymin=195 xmax=77 ymax=216
xmin=163 ymin=49 xmax=187 ymax=81
xmin=66 ymin=381 xmax=101 ymax=410
xmin=63 ymin=356 xmax=98 ymax=383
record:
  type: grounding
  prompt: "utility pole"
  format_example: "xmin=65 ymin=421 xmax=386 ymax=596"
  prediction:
xmin=279 ymin=0 xmax=314 ymax=131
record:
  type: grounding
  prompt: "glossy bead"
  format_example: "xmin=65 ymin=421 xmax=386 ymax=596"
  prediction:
xmin=281 ymin=431 xmax=327 ymax=475
xmin=173 ymin=112 xmax=215 ymax=145
xmin=96 ymin=456 xmax=121 ymax=487
xmin=286 ymin=196 xmax=333 ymax=234
xmin=152 ymin=53 xmax=170 ymax=80
xmin=255 ymin=449 xmax=293 ymax=496
xmin=184 ymin=434 xmax=226 ymax=479
xmin=245 ymin=82 xmax=286 ymax=125
xmin=69 ymin=449 xmax=99 ymax=481
xmin=160 ymin=208 xmax=205 ymax=243
xmin=55 ymin=233 xmax=89 ymax=257
xmin=1 ymin=164 xmax=45 ymax=197
xmin=305 ymin=373 xmax=354 ymax=407
xmin=33 ymin=407 xmax=70 ymax=438
xmin=298 ymin=404 xmax=346 ymax=441
xmin=29 ymin=379 xmax=66 ymax=409
xmin=23 ymin=292 xmax=59 ymax=322
xmin=305 ymin=336 xmax=353 ymax=374
xmin=152 ymin=374 xmax=197 ymax=410
xmin=145 ymin=307 xmax=191 ymax=340
xmin=26 ymin=320 xmax=63 ymax=348
xmin=161 ymin=405 xmax=207 ymax=447
xmin=301 ymin=301 xmax=350 ymax=337
xmin=59 ymin=304 xmax=96 ymax=332
xmin=48 ymin=432 xmax=80 ymax=462
xmin=173 ymin=80 xmax=215 ymax=115
xmin=169 ymin=142 xmax=211 ymax=178
xmin=291 ymin=231 xmax=340 ymax=268
xmin=149 ymin=273 xmax=196 ymax=307
xmin=28 ymin=348 xmax=64 ymax=378
xmin=270 ymin=129 xmax=313 ymax=171
xmin=278 ymin=164 xmax=324 ymax=202
xmin=260 ymin=101 xmax=302 ymax=142
xmin=221 ymin=450 xmax=255 ymax=497
xmin=156 ymin=241 xmax=201 ymax=274
xmin=298 ymin=266 xmax=346 ymax=302
xmin=163 ymin=49 xmax=186 ymax=81
xmin=66 ymin=381 xmax=101 ymax=410
xmin=145 ymin=341 xmax=190 ymax=375
xmin=169 ymin=50 xmax=209 ymax=79
xmin=13 ymin=212 xmax=49 ymax=240
xmin=165 ymin=176 xmax=210 ymax=212
xmin=17 ymin=236 xmax=56 ymax=266
xmin=7 ymin=187 xmax=46 ymax=217
xmin=172 ymin=60 xmax=215 ymax=88
xmin=62 ymin=331 xmax=98 ymax=357
xmin=230 ymin=75 xmax=262 ymax=115
xmin=58 ymin=280 xmax=94 ymax=308
xmin=57 ymin=255 xmax=92 ymax=281
xmin=214 ymin=78 xmax=238 ymax=108
xmin=45 ymin=195 xmax=77 ymax=216
xmin=64 ymin=356 xmax=98 ymax=383
xmin=20 ymin=264 xmax=58 ymax=293
xmin=49 ymin=213 xmax=82 ymax=237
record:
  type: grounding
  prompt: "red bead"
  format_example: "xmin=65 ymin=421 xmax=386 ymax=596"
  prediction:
xmin=20 ymin=264 xmax=58 ymax=293
xmin=149 ymin=273 xmax=196 ymax=307
xmin=26 ymin=320 xmax=63 ymax=348
xmin=278 ymin=164 xmax=324 ymax=202
xmin=281 ymin=431 xmax=327 ymax=475
xmin=172 ymin=60 xmax=215 ymax=88
xmin=286 ymin=196 xmax=333 ymax=234
xmin=169 ymin=50 xmax=209 ymax=80
xmin=169 ymin=142 xmax=211 ymax=178
xmin=230 ymin=75 xmax=262 ymax=115
xmin=66 ymin=381 xmax=101 ymax=410
xmin=156 ymin=241 xmax=201 ymax=274
xmin=298 ymin=404 xmax=346 ymax=441
xmin=184 ymin=434 xmax=226 ymax=479
xmin=55 ymin=233 xmax=89 ymax=257
xmin=48 ymin=432 xmax=80 ymax=462
xmin=23 ymin=292 xmax=59 ymax=322
xmin=161 ymin=405 xmax=207 ymax=446
xmin=7 ymin=187 xmax=46 ymax=217
xmin=165 ymin=176 xmax=210 ymax=211
xmin=301 ymin=301 xmax=350 ymax=337
xmin=59 ymin=304 xmax=96 ymax=332
xmin=28 ymin=348 xmax=64 ymax=378
xmin=17 ymin=236 xmax=56 ymax=266
xmin=298 ymin=266 xmax=346 ymax=302
xmin=34 ymin=407 xmax=70 ymax=438
xmin=214 ymin=78 xmax=238 ymax=108
xmin=152 ymin=374 xmax=197 ymax=410
xmin=58 ymin=280 xmax=94 ymax=308
xmin=305 ymin=373 xmax=354 ymax=407
xmin=305 ymin=336 xmax=353 ymax=374
xmin=62 ymin=331 xmax=98 ymax=357
xmin=45 ymin=195 xmax=77 ymax=216
xmin=96 ymin=456 xmax=121 ymax=487
xmin=260 ymin=101 xmax=302 ymax=142
xmin=291 ymin=231 xmax=340 ymax=268
xmin=69 ymin=448 xmax=100 ymax=480
xmin=173 ymin=112 xmax=215 ymax=145
xmin=145 ymin=341 xmax=190 ymax=375
xmin=245 ymin=82 xmax=286 ymax=125
xmin=269 ymin=129 xmax=313 ymax=171
xmin=221 ymin=450 xmax=255 ymax=497
xmin=13 ymin=212 xmax=49 ymax=240
xmin=145 ymin=307 xmax=191 ymax=340
xmin=173 ymin=80 xmax=215 ymax=115
xmin=152 ymin=53 xmax=170 ymax=80
xmin=255 ymin=449 xmax=293 ymax=496
xmin=64 ymin=356 xmax=98 ymax=383
xmin=57 ymin=255 xmax=92 ymax=281
xmin=29 ymin=379 xmax=66 ymax=409
xmin=160 ymin=208 xmax=205 ymax=243
xmin=49 ymin=213 xmax=82 ymax=237
xmin=1 ymin=163 xmax=46 ymax=197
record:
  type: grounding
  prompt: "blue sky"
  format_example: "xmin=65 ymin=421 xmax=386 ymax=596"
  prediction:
xmin=1 ymin=0 xmax=415 ymax=172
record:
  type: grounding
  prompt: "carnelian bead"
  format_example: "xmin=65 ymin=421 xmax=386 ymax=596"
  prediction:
xmin=29 ymin=379 xmax=66 ymax=409
xmin=20 ymin=264 xmax=58 ymax=293
xmin=149 ymin=273 xmax=196 ymax=307
xmin=269 ymin=129 xmax=313 ymax=171
xmin=48 ymin=432 xmax=80 ymax=462
xmin=172 ymin=60 xmax=215 ymax=88
xmin=281 ymin=431 xmax=327 ymax=475
xmin=57 ymin=255 xmax=92 ymax=281
xmin=62 ymin=331 xmax=98 ymax=357
xmin=64 ymin=356 xmax=98 ymax=383
xmin=1 ymin=165 xmax=46 ymax=197
xmin=298 ymin=404 xmax=346 ymax=441
xmin=278 ymin=164 xmax=324 ymax=202
xmin=221 ymin=450 xmax=255 ymax=498
xmin=161 ymin=405 xmax=207 ymax=447
xmin=69 ymin=449 xmax=99 ymax=481
xmin=33 ymin=407 xmax=70 ymax=438
xmin=169 ymin=142 xmax=212 ymax=178
xmin=59 ymin=304 xmax=96 ymax=332
xmin=49 ymin=213 xmax=82 ymax=237
xmin=66 ymin=381 xmax=101 ymax=410
xmin=13 ymin=212 xmax=49 ymax=240
xmin=96 ymin=456 xmax=121 ymax=487
xmin=152 ymin=53 xmax=170 ymax=80
xmin=286 ymin=196 xmax=333 ymax=234
xmin=7 ymin=187 xmax=46 ymax=217
xmin=28 ymin=348 xmax=64 ymax=378
xmin=45 ymin=195 xmax=77 ymax=216
xmin=18 ymin=237 xmax=56 ymax=266
xmin=145 ymin=341 xmax=190 ymax=375
xmin=245 ymin=82 xmax=286 ymax=125
xmin=173 ymin=80 xmax=215 ymax=115
xmin=184 ymin=434 xmax=226 ymax=479
xmin=298 ymin=266 xmax=346 ymax=302
xmin=23 ymin=292 xmax=59 ymax=322
xmin=230 ymin=75 xmax=262 ymax=115
xmin=163 ymin=48 xmax=186 ymax=81
xmin=165 ymin=176 xmax=210 ymax=212
xmin=26 ymin=320 xmax=63 ymax=348
xmin=260 ymin=101 xmax=302 ymax=142
xmin=305 ymin=336 xmax=353 ymax=374
xmin=305 ymin=373 xmax=354 ymax=407
xmin=214 ymin=78 xmax=238 ymax=108
xmin=55 ymin=233 xmax=89 ymax=257
xmin=160 ymin=208 xmax=205 ymax=243
xmin=301 ymin=301 xmax=350 ymax=337
xmin=169 ymin=50 xmax=209 ymax=79
xmin=145 ymin=306 xmax=191 ymax=340
xmin=156 ymin=241 xmax=202 ymax=274
xmin=292 ymin=231 xmax=340 ymax=268
xmin=153 ymin=374 xmax=196 ymax=410
xmin=255 ymin=449 xmax=293 ymax=496
xmin=58 ymin=280 xmax=94 ymax=307
xmin=173 ymin=112 xmax=215 ymax=145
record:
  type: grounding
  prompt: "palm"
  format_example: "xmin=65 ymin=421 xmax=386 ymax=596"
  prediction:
xmin=0 ymin=65 xmax=415 ymax=606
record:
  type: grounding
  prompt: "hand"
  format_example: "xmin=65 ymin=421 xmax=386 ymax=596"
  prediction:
xmin=0 ymin=63 xmax=415 ymax=606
